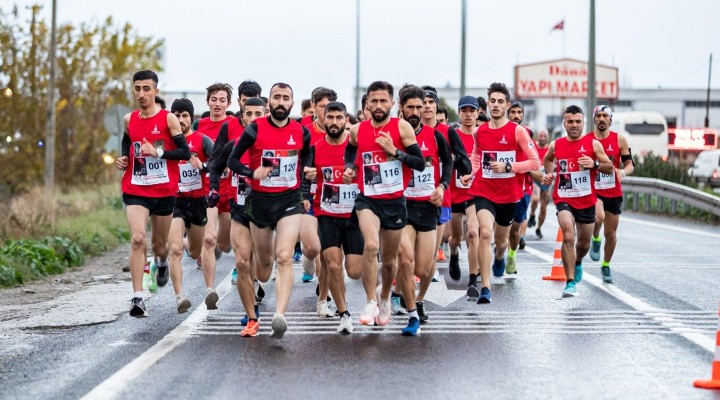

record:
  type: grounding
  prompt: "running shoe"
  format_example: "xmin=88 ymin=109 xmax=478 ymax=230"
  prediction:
xmin=317 ymin=300 xmax=334 ymax=318
xmin=416 ymin=301 xmax=429 ymax=323
xmin=492 ymin=258 xmax=506 ymax=277
xmin=574 ymin=262 xmax=583 ymax=283
xmin=214 ymin=246 xmax=222 ymax=260
xmin=477 ymin=287 xmax=492 ymax=304
xmin=196 ymin=258 xmax=202 ymax=270
xmin=506 ymin=256 xmax=517 ymax=275
xmin=359 ymin=300 xmax=378 ymax=326
xmin=391 ymin=292 xmax=407 ymax=315
xmin=590 ymin=238 xmax=601 ymax=261
xmin=448 ymin=253 xmax=461 ymax=281
xmin=148 ymin=261 xmax=158 ymax=293
xmin=270 ymin=264 xmax=278 ymax=281
xmin=240 ymin=319 xmax=260 ymax=337
xmin=376 ymin=296 xmax=392 ymax=326
xmin=292 ymin=245 xmax=302 ymax=262
xmin=562 ymin=281 xmax=577 ymax=298
xmin=337 ymin=313 xmax=353 ymax=334
xmin=519 ymin=237 xmax=526 ymax=250
xmin=601 ymin=266 xmax=614 ymax=283
xmin=176 ymin=297 xmax=191 ymax=314
xmin=535 ymin=228 xmax=543 ymax=239
xmin=255 ymin=280 xmax=265 ymax=303
xmin=436 ymin=249 xmax=446 ymax=262
xmin=231 ymin=268 xmax=237 ymax=285
xmin=156 ymin=265 xmax=169 ymax=287
xmin=302 ymin=273 xmax=314 ymax=283
xmin=527 ymin=214 xmax=536 ymax=228
xmin=466 ymin=284 xmax=480 ymax=300
xmin=431 ymin=269 xmax=441 ymax=282
xmin=205 ymin=288 xmax=219 ymax=310
xmin=240 ymin=305 xmax=259 ymax=326
xmin=315 ymin=284 xmax=331 ymax=302
xmin=270 ymin=314 xmax=288 ymax=338
xmin=129 ymin=297 xmax=148 ymax=317
xmin=401 ymin=317 xmax=421 ymax=336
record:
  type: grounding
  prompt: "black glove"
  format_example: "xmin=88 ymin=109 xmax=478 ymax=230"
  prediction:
xmin=207 ymin=189 xmax=220 ymax=208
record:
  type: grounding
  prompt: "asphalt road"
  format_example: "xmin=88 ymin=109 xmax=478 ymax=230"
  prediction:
xmin=1 ymin=207 xmax=720 ymax=400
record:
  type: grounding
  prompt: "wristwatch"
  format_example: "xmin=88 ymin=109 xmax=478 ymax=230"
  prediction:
xmin=505 ymin=162 xmax=512 ymax=173
xmin=156 ymin=148 xmax=164 ymax=158
xmin=593 ymin=159 xmax=600 ymax=169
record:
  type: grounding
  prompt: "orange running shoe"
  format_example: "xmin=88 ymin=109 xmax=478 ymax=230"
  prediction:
xmin=437 ymin=249 xmax=446 ymax=261
xmin=241 ymin=320 xmax=260 ymax=337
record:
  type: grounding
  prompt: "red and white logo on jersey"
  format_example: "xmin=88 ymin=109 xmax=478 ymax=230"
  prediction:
xmin=579 ymin=145 xmax=586 ymax=153
xmin=287 ymin=135 xmax=296 ymax=145
xmin=607 ymin=144 xmax=613 ymax=152
xmin=499 ymin=135 xmax=508 ymax=144
xmin=151 ymin=125 xmax=160 ymax=135
xmin=420 ymin=141 xmax=428 ymax=151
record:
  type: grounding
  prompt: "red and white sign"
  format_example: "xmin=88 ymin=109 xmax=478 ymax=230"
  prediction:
xmin=514 ymin=58 xmax=619 ymax=99
xmin=668 ymin=128 xmax=718 ymax=150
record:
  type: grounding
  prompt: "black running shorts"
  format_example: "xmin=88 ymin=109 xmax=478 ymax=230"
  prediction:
xmin=597 ymin=194 xmax=623 ymax=215
xmin=473 ymin=196 xmax=516 ymax=227
xmin=243 ymin=190 xmax=304 ymax=230
xmin=352 ymin=194 xmax=407 ymax=230
xmin=317 ymin=216 xmax=364 ymax=255
xmin=556 ymin=202 xmax=596 ymax=224
xmin=173 ymin=196 xmax=208 ymax=228
xmin=123 ymin=193 xmax=175 ymax=216
xmin=407 ymin=200 xmax=440 ymax=232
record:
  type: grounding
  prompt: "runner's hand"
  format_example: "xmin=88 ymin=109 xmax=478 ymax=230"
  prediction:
xmin=115 ymin=156 xmax=128 ymax=170
xmin=430 ymin=186 xmax=444 ymax=206
xmin=253 ymin=166 xmax=272 ymax=180
xmin=207 ymin=189 xmax=220 ymax=208
xmin=304 ymin=166 xmax=317 ymax=181
xmin=189 ymin=155 xmax=203 ymax=170
xmin=342 ymin=167 xmax=355 ymax=184
xmin=142 ymin=138 xmax=158 ymax=157
xmin=375 ymin=131 xmax=397 ymax=155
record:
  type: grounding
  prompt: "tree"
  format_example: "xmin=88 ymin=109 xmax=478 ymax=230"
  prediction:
xmin=0 ymin=5 xmax=164 ymax=196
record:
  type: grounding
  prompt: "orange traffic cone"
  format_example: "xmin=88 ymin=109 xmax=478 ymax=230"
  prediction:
xmin=542 ymin=227 xmax=567 ymax=281
xmin=694 ymin=305 xmax=720 ymax=389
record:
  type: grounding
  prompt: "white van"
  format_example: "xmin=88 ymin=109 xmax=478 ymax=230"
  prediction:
xmin=688 ymin=149 xmax=720 ymax=187
xmin=611 ymin=112 xmax=668 ymax=160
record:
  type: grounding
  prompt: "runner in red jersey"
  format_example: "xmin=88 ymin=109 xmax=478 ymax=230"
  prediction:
xmin=528 ymin=129 xmax=552 ymax=239
xmin=227 ymin=82 xmax=312 ymax=338
xmin=342 ymin=81 xmax=427 ymax=327
xmin=541 ymin=105 xmax=613 ymax=298
xmin=394 ymin=85 xmax=453 ymax=336
xmin=115 ymin=70 xmax=190 ymax=317
xmin=165 ymin=99 xmax=214 ymax=313
xmin=588 ymin=106 xmax=634 ymax=283
xmin=468 ymin=83 xmax=540 ymax=303
xmin=304 ymin=102 xmax=364 ymax=334
xmin=446 ymin=96 xmax=481 ymax=301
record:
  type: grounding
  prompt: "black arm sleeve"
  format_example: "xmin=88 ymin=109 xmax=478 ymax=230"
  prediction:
xmin=299 ymin=127 xmax=312 ymax=200
xmin=435 ymin=131 xmax=453 ymax=188
xmin=121 ymin=132 xmax=130 ymax=157
xmin=399 ymin=143 xmax=425 ymax=171
xmin=209 ymin=140 xmax=234 ymax=191
xmin=209 ymin=122 xmax=230 ymax=170
xmin=227 ymin=122 xmax=258 ymax=177
xmin=447 ymin=127 xmax=472 ymax=176
xmin=162 ymin=134 xmax=191 ymax=160
xmin=344 ymin=142 xmax=358 ymax=170
xmin=301 ymin=145 xmax=316 ymax=201
xmin=201 ymin=135 xmax=214 ymax=161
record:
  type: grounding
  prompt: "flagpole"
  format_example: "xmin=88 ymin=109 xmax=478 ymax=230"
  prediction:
xmin=562 ymin=17 xmax=566 ymax=57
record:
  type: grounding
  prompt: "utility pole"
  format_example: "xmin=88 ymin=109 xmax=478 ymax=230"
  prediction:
xmin=587 ymin=0 xmax=596 ymax=114
xmin=460 ymin=0 xmax=467 ymax=97
xmin=705 ymin=53 xmax=712 ymax=128
xmin=355 ymin=0 xmax=361 ymax=114
xmin=44 ymin=0 xmax=57 ymax=221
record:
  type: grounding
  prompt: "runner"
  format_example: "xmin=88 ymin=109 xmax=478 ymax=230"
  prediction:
xmin=468 ymin=83 xmax=540 ymax=302
xmin=115 ymin=70 xmax=190 ymax=317
xmin=436 ymin=106 xmax=448 ymax=126
xmin=395 ymin=85 xmax=453 ymax=335
xmin=588 ymin=105 xmax=634 ymax=283
xmin=540 ymin=105 xmax=613 ymax=297
xmin=305 ymin=101 xmax=364 ymax=333
xmin=227 ymin=82 xmax=311 ymax=338
xmin=528 ymin=129 xmax=551 ymax=239
xmin=343 ymin=80 xmax=426 ymax=327
xmin=166 ymin=99 xmax=213 ymax=312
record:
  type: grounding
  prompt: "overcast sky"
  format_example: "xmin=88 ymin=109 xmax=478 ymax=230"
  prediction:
xmin=3 ymin=0 xmax=719 ymax=113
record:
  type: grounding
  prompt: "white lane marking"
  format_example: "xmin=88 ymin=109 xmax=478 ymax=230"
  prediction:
xmin=190 ymin=329 xmax=715 ymax=336
xmin=523 ymin=245 xmax=716 ymax=353
xmin=621 ymin=215 xmax=720 ymax=239
xmin=80 ymin=272 xmax=234 ymax=400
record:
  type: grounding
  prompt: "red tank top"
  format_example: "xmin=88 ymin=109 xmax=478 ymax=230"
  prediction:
xmin=469 ymin=121 xmax=522 ymax=204
xmin=450 ymin=130 xmax=475 ymax=204
xmin=404 ymin=125 xmax=440 ymax=202
xmin=247 ymin=117 xmax=305 ymax=193
xmin=177 ymin=131 xmax=208 ymax=198
xmin=309 ymin=122 xmax=326 ymax=145
xmin=197 ymin=115 xmax=231 ymax=142
xmin=552 ymin=134 xmax=598 ymax=209
xmin=300 ymin=115 xmax=314 ymax=127
xmin=593 ymin=131 xmax=623 ymax=197
xmin=122 ymin=110 xmax=179 ymax=198
xmin=221 ymin=117 xmax=245 ymax=198
xmin=434 ymin=123 xmax=452 ymax=207
xmin=355 ymin=118 xmax=411 ymax=200
xmin=313 ymin=136 xmax=359 ymax=218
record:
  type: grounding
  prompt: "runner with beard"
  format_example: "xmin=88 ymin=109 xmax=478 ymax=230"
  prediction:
xmin=528 ymin=129 xmax=552 ymax=239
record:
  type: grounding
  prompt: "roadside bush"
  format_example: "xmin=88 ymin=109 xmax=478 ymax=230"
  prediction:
xmin=0 ymin=239 xmax=66 ymax=277
xmin=633 ymin=154 xmax=696 ymax=187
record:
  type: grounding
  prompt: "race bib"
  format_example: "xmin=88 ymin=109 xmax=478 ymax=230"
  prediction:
xmin=481 ymin=150 xmax=516 ymax=179
xmin=178 ymin=163 xmax=202 ymax=192
xmin=131 ymin=156 xmax=169 ymax=186
xmin=405 ymin=157 xmax=435 ymax=198
xmin=556 ymin=158 xmax=592 ymax=198
xmin=595 ymin=170 xmax=616 ymax=190
xmin=361 ymin=151 xmax=403 ymax=196
xmin=259 ymin=149 xmax=298 ymax=188
xmin=455 ymin=169 xmax=473 ymax=188
xmin=236 ymin=177 xmax=251 ymax=205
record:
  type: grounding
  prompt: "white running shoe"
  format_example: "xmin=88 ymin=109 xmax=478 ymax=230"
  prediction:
xmin=337 ymin=314 xmax=353 ymax=334
xmin=317 ymin=300 xmax=334 ymax=318
xmin=376 ymin=297 xmax=391 ymax=326
xmin=176 ymin=296 xmax=191 ymax=314
xmin=204 ymin=288 xmax=219 ymax=310
xmin=359 ymin=300 xmax=378 ymax=326
xmin=270 ymin=314 xmax=288 ymax=338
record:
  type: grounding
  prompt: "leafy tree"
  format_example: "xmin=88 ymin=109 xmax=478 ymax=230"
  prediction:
xmin=0 ymin=5 xmax=164 ymax=195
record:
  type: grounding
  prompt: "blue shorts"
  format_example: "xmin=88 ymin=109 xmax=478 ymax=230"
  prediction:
xmin=438 ymin=206 xmax=452 ymax=225
xmin=513 ymin=194 xmax=531 ymax=224
xmin=535 ymin=181 xmax=550 ymax=192
xmin=307 ymin=202 xmax=314 ymax=216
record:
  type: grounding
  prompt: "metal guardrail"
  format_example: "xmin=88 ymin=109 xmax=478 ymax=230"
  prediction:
xmin=621 ymin=177 xmax=720 ymax=217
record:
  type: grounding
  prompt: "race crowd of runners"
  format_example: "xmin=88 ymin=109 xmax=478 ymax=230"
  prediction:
xmin=116 ymin=69 xmax=634 ymax=337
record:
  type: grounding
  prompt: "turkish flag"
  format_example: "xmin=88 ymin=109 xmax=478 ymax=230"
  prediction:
xmin=551 ymin=20 xmax=564 ymax=31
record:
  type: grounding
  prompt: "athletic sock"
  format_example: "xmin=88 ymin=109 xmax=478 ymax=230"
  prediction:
xmin=133 ymin=291 xmax=143 ymax=299
xmin=508 ymin=249 xmax=516 ymax=258
xmin=408 ymin=309 xmax=419 ymax=319
xmin=156 ymin=258 xmax=169 ymax=267
xmin=592 ymin=235 xmax=601 ymax=242
xmin=468 ymin=274 xmax=478 ymax=287
xmin=601 ymin=261 xmax=610 ymax=267
xmin=566 ymin=279 xmax=574 ymax=285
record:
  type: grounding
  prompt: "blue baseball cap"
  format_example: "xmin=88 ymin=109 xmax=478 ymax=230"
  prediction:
xmin=458 ymin=95 xmax=479 ymax=110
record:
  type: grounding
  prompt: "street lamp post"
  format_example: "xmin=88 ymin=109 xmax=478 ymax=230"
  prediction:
xmin=44 ymin=0 xmax=57 ymax=221
xmin=587 ymin=0 xmax=596 ymax=114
